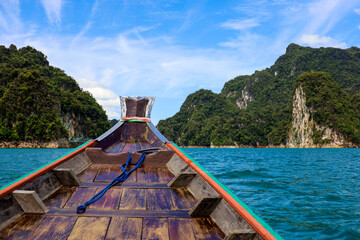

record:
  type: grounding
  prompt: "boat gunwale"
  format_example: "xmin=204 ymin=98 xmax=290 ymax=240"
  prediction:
xmin=0 ymin=140 xmax=97 ymax=199
xmin=166 ymin=142 xmax=284 ymax=240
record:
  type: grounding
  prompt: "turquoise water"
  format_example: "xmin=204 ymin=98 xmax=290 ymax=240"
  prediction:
xmin=0 ymin=148 xmax=359 ymax=239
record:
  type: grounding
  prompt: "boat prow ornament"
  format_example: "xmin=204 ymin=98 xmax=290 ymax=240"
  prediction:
xmin=119 ymin=96 xmax=155 ymax=122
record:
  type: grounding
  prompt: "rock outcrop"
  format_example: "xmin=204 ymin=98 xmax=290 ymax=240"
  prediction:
xmin=236 ymin=86 xmax=253 ymax=109
xmin=287 ymin=85 xmax=355 ymax=148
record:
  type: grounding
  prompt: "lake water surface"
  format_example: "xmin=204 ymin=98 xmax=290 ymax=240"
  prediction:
xmin=0 ymin=148 xmax=359 ymax=239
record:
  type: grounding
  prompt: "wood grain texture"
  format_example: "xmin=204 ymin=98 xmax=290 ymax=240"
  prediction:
xmin=0 ymin=215 xmax=43 ymax=240
xmin=147 ymin=189 xmax=175 ymax=210
xmin=44 ymin=186 xmax=76 ymax=208
xmin=106 ymin=217 xmax=142 ymax=240
xmin=64 ymin=187 xmax=97 ymax=208
xmin=168 ymin=218 xmax=224 ymax=240
xmin=170 ymin=188 xmax=197 ymax=210
xmin=67 ymin=217 xmax=110 ymax=240
xmin=142 ymin=218 xmax=169 ymax=240
xmin=30 ymin=216 xmax=77 ymax=240
xmin=192 ymin=218 xmax=225 ymax=240
xmin=157 ymin=168 xmax=173 ymax=183
xmin=168 ymin=218 xmax=196 ymax=240
xmin=89 ymin=188 xmax=122 ymax=209
xmin=95 ymin=167 xmax=124 ymax=182
xmin=119 ymin=188 xmax=146 ymax=210
xmin=77 ymin=167 xmax=99 ymax=183
xmin=137 ymin=168 xmax=158 ymax=183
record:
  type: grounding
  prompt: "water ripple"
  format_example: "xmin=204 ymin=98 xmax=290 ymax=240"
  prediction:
xmin=184 ymin=148 xmax=360 ymax=240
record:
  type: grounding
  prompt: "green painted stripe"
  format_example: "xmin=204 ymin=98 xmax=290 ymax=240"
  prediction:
xmin=0 ymin=140 xmax=93 ymax=192
xmin=172 ymin=143 xmax=283 ymax=240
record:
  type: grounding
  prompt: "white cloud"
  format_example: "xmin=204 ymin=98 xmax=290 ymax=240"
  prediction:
xmin=298 ymin=34 xmax=347 ymax=48
xmin=220 ymin=18 xmax=259 ymax=30
xmin=0 ymin=0 xmax=21 ymax=32
xmin=85 ymin=87 xmax=118 ymax=100
xmin=355 ymin=8 xmax=360 ymax=15
xmin=40 ymin=0 xmax=63 ymax=23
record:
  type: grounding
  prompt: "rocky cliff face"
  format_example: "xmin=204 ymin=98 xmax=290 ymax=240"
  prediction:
xmin=60 ymin=112 xmax=86 ymax=139
xmin=287 ymin=85 xmax=354 ymax=148
xmin=236 ymin=86 xmax=254 ymax=109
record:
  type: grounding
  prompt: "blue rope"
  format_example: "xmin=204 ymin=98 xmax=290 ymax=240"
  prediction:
xmin=77 ymin=152 xmax=148 ymax=213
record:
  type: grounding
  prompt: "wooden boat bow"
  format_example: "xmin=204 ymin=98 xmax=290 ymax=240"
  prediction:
xmin=0 ymin=96 xmax=283 ymax=240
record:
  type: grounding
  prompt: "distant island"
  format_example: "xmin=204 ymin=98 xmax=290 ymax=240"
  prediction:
xmin=0 ymin=44 xmax=110 ymax=148
xmin=158 ymin=44 xmax=360 ymax=148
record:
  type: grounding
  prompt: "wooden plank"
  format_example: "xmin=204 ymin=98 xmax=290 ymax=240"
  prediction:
xmin=119 ymin=188 xmax=146 ymax=210
xmin=121 ymin=143 xmax=141 ymax=153
xmin=142 ymin=218 xmax=169 ymax=240
xmin=77 ymin=167 xmax=99 ymax=183
xmin=168 ymin=218 xmax=224 ymax=240
xmin=46 ymin=208 xmax=190 ymax=218
xmin=189 ymin=197 xmax=222 ymax=217
xmin=80 ymin=182 xmax=168 ymax=188
xmin=168 ymin=172 xmax=196 ymax=188
xmin=95 ymin=167 xmax=124 ymax=182
xmin=30 ymin=216 xmax=77 ymax=240
xmin=192 ymin=218 xmax=225 ymax=240
xmin=170 ymin=188 xmax=197 ymax=210
xmin=158 ymin=168 xmax=174 ymax=183
xmin=64 ymin=187 xmax=97 ymax=208
xmin=106 ymin=142 xmax=126 ymax=153
xmin=168 ymin=218 xmax=196 ymax=240
xmin=44 ymin=186 xmax=76 ymax=208
xmin=68 ymin=217 xmax=110 ymax=240
xmin=106 ymin=217 xmax=142 ymax=240
xmin=12 ymin=190 xmax=48 ymax=214
xmin=89 ymin=188 xmax=122 ymax=209
xmin=146 ymin=189 xmax=175 ymax=210
xmin=137 ymin=168 xmax=158 ymax=183
xmin=0 ymin=215 xmax=43 ymax=240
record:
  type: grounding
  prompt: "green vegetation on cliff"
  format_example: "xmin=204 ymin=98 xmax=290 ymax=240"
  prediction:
xmin=0 ymin=44 xmax=110 ymax=142
xmin=295 ymin=71 xmax=360 ymax=144
xmin=158 ymin=44 xmax=360 ymax=146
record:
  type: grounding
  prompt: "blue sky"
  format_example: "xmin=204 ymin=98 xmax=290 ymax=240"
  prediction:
xmin=1 ymin=0 xmax=360 ymax=124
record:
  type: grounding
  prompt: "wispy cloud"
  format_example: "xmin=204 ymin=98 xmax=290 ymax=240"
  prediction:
xmin=220 ymin=18 xmax=259 ymax=30
xmin=355 ymin=8 xmax=360 ymax=15
xmin=298 ymin=34 xmax=347 ymax=48
xmin=0 ymin=0 xmax=21 ymax=32
xmin=40 ymin=0 xmax=63 ymax=24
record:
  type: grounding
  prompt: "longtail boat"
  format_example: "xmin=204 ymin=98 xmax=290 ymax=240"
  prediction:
xmin=0 ymin=96 xmax=283 ymax=240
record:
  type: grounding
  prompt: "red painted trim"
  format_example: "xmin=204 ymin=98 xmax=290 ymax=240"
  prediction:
xmin=0 ymin=140 xmax=97 ymax=199
xmin=120 ymin=117 xmax=151 ymax=122
xmin=166 ymin=142 xmax=277 ymax=240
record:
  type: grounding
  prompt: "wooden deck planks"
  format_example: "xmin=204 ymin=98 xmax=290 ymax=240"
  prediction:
xmin=1 ymin=164 xmax=226 ymax=240
xmin=95 ymin=167 xmax=124 ymax=182
xmin=106 ymin=217 xmax=142 ymax=240
xmin=77 ymin=167 xmax=99 ymax=183
xmin=89 ymin=188 xmax=122 ymax=209
xmin=64 ymin=187 xmax=97 ymax=208
xmin=44 ymin=186 xmax=76 ymax=208
xmin=158 ymin=168 xmax=173 ymax=183
xmin=119 ymin=188 xmax=146 ymax=210
xmin=170 ymin=188 xmax=197 ymax=210
xmin=0 ymin=215 xmax=43 ymax=240
xmin=147 ymin=189 xmax=175 ymax=210
xmin=67 ymin=217 xmax=110 ymax=240
xmin=30 ymin=216 xmax=77 ymax=240
xmin=168 ymin=218 xmax=224 ymax=240
xmin=137 ymin=168 xmax=158 ymax=183
xmin=142 ymin=218 xmax=169 ymax=240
